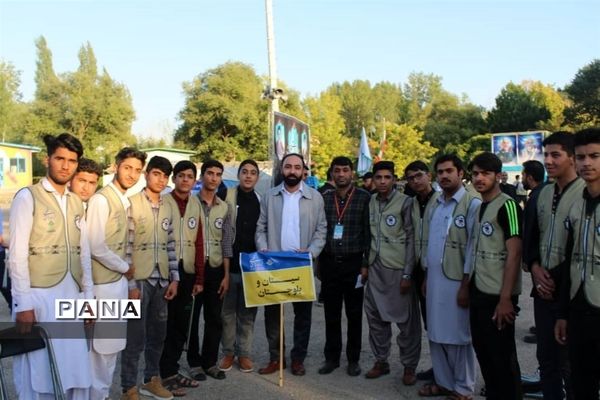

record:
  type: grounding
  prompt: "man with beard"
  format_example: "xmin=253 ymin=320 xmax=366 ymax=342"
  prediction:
xmin=363 ymin=161 xmax=421 ymax=386
xmin=469 ymin=152 xmax=523 ymax=400
xmin=159 ymin=160 xmax=204 ymax=396
xmin=9 ymin=133 xmax=93 ymax=399
xmin=317 ymin=156 xmax=371 ymax=377
xmin=187 ymin=159 xmax=233 ymax=381
xmin=526 ymin=132 xmax=582 ymax=400
xmin=87 ymin=147 xmax=146 ymax=400
xmin=219 ymin=160 xmax=261 ymax=373
xmin=256 ymin=153 xmax=327 ymax=376
xmin=418 ymin=154 xmax=480 ymax=399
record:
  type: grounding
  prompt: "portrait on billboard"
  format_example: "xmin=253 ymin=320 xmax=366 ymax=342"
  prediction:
xmin=492 ymin=135 xmax=517 ymax=165
xmin=517 ymin=132 xmax=544 ymax=163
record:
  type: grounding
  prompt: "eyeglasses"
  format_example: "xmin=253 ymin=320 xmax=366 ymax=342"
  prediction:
xmin=406 ymin=171 xmax=425 ymax=182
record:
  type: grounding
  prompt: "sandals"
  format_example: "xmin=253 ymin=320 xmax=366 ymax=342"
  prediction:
xmin=418 ymin=383 xmax=452 ymax=397
xmin=205 ymin=366 xmax=226 ymax=380
xmin=189 ymin=367 xmax=207 ymax=381
xmin=162 ymin=373 xmax=200 ymax=397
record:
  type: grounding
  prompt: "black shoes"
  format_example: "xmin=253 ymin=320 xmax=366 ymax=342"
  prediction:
xmin=416 ymin=367 xmax=434 ymax=381
xmin=318 ymin=360 xmax=340 ymax=375
xmin=347 ymin=362 xmax=361 ymax=377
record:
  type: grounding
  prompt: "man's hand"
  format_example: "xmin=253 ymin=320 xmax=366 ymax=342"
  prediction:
xmin=218 ymin=274 xmax=230 ymax=300
xmin=457 ymin=282 xmax=470 ymax=308
xmin=360 ymin=267 xmax=368 ymax=284
xmin=125 ymin=265 xmax=135 ymax=280
xmin=492 ymin=298 xmax=516 ymax=330
xmin=164 ymin=281 xmax=178 ymax=300
xmin=192 ymin=284 xmax=204 ymax=296
xmin=129 ymin=288 xmax=141 ymax=300
xmin=554 ymin=319 xmax=568 ymax=345
xmin=400 ymin=277 xmax=412 ymax=295
xmin=16 ymin=310 xmax=36 ymax=334
xmin=531 ymin=263 xmax=555 ymax=300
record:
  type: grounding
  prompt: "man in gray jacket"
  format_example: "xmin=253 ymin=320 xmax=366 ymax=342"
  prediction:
xmin=255 ymin=153 xmax=327 ymax=376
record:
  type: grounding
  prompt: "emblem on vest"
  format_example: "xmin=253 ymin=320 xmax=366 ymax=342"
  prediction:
xmin=564 ymin=217 xmax=571 ymax=230
xmin=454 ymin=215 xmax=466 ymax=228
xmin=215 ymin=217 xmax=224 ymax=229
xmin=188 ymin=217 xmax=197 ymax=229
xmin=43 ymin=209 xmax=57 ymax=233
xmin=385 ymin=215 xmax=397 ymax=227
xmin=161 ymin=218 xmax=170 ymax=231
xmin=481 ymin=222 xmax=494 ymax=236
xmin=596 ymin=223 xmax=600 ymax=236
xmin=75 ymin=214 xmax=81 ymax=230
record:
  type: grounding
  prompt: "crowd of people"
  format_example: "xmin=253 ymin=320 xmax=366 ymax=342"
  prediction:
xmin=4 ymin=127 xmax=600 ymax=400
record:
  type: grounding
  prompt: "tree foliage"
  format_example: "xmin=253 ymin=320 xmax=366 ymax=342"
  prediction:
xmin=175 ymin=62 xmax=269 ymax=161
xmin=0 ymin=60 xmax=26 ymax=142
xmin=381 ymin=123 xmax=437 ymax=174
xmin=487 ymin=82 xmax=551 ymax=133
xmin=563 ymin=59 xmax=600 ymax=127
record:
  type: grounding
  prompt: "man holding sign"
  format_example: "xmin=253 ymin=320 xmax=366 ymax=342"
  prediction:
xmin=255 ymin=153 xmax=327 ymax=376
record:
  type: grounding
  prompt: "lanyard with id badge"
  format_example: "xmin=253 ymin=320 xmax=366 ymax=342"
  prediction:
xmin=333 ymin=187 xmax=356 ymax=240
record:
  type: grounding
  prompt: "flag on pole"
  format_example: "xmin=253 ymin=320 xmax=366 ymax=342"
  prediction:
xmin=357 ymin=127 xmax=372 ymax=177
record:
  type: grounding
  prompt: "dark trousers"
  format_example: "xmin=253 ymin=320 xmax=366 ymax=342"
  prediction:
xmin=264 ymin=301 xmax=312 ymax=362
xmin=414 ymin=261 xmax=427 ymax=329
xmin=159 ymin=265 xmax=195 ymax=378
xmin=187 ymin=266 xmax=224 ymax=370
xmin=470 ymin=290 xmax=522 ymax=400
xmin=568 ymin=306 xmax=600 ymax=400
xmin=534 ymin=296 xmax=572 ymax=400
xmin=320 ymin=252 xmax=364 ymax=363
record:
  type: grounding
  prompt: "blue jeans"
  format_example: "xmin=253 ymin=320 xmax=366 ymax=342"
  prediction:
xmin=221 ymin=272 xmax=257 ymax=358
xmin=121 ymin=280 xmax=168 ymax=389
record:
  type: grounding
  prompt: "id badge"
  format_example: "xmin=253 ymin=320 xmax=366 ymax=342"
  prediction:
xmin=333 ymin=223 xmax=344 ymax=240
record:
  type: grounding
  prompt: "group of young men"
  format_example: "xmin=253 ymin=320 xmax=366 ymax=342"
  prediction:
xmin=6 ymin=127 xmax=600 ymax=400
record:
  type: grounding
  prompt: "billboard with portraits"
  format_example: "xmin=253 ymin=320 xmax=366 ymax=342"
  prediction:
xmin=491 ymin=131 xmax=547 ymax=168
xmin=273 ymin=111 xmax=310 ymax=185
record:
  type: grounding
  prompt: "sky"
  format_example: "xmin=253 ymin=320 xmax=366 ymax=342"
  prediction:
xmin=1 ymin=0 xmax=598 ymax=141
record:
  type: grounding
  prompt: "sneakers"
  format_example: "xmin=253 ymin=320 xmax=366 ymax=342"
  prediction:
xmin=219 ymin=354 xmax=235 ymax=371
xmin=238 ymin=356 xmax=254 ymax=372
xmin=139 ymin=376 xmax=174 ymax=400
xmin=120 ymin=386 xmax=139 ymax=400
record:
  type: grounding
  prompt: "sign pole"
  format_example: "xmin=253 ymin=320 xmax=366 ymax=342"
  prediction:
xmin=279 ymin=303 xmax=284 ymax=387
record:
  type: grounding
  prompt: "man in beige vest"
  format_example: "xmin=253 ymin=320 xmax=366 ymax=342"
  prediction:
xmin=364 ymin=161 xmax=421 ymax=385
xmin=120 ymin=155 xmax=179 ymax=400
xmin=159 ymin=160 xmax=204 ymax=396
xmin=9 ymin=133 xmax=93 ymax=399
xmin=469 ymin=152 xmax=523 ymax=400
xmin=70 ymin=157 xmax=102 ymax=205
xmin=187 ymin=159 xmax=233 ymax=381
xmin=87 ymin=147 xmax=146 ymax=400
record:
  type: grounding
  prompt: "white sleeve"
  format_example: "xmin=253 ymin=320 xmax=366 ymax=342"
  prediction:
xmin=79 ymin=217 xmax=94 ymax=299
xmin=8 ymin=189 xmax=34 ymax=312
xmin=86 ymin=194 xmax=129 ymax=274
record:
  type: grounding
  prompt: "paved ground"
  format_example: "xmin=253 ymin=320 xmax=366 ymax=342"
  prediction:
xmin=0 ymin=277 xmax=539 ymax=399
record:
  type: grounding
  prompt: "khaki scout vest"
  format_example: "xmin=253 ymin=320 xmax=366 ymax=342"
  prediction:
xmin=91 ymin=185 xmax=128 ymax=284
xmin=473 ymin=192 xmax=522 ymax=295
xmin=129 ymin=191 xmax=172 ymax=280
xmin=568 ymin=197 xmax=600 ymax=308
xmin=225 ymin=186 xmax=260 ymax=242
xmin=26 ymin=182 xmax=84 ymax=289
xmin=537 ymin=178 xmax=585 ymax=270
xmin=198 ymin=194 xmax=229 ymax=268
xmin=437 ymin=191 xmax=478 ymax=281
xmin=164 ymin=193 xmax=201 ymax=274
xmin=368 ymin=191 xmax=409 ymax=270
xmin=412 ymin=191 xmax=440 ymax=264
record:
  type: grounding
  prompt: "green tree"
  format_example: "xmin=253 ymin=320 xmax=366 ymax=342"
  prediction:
xmin=328 ymin=80 xmax=376 ymax=138
xmin=175 ymin=62 xmax=269 ymax=161
xmin=521 ymin=80 xmax=567 ymax=131
xmin=0 ymin=60 xmax=26 ymax=142
xmin=303 ymin=91 xmax=352 ymax=179
xmin=401 ymin=72 xmax=447 ymax=129
xmin=564 ymin=59 xmax=600 ymax=127
xmin=487 ymin=82 xmax=551 ymax=132
xmin=380 ymin=123 xmax=437 ymax=174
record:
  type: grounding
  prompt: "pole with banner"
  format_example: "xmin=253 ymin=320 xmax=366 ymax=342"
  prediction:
xmin=240 ymin=251 xmax=316 ymax=387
